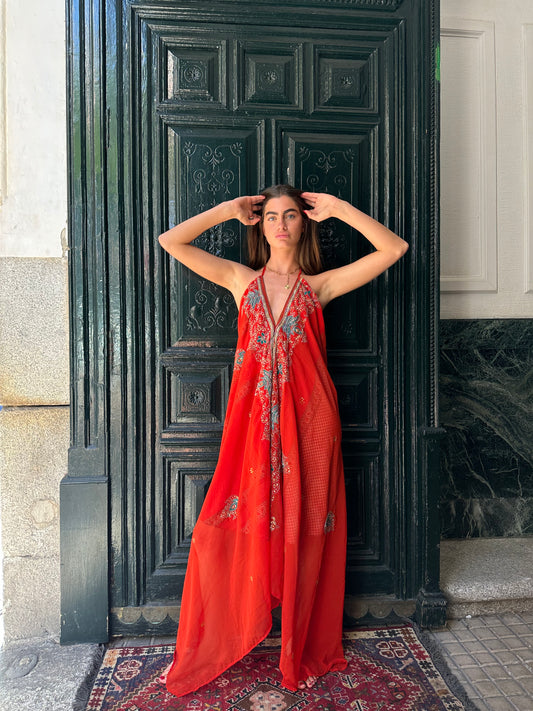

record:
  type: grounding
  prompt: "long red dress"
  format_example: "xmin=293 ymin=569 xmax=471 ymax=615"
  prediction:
xmin=166 ymin=271 xmax=347 ymax=697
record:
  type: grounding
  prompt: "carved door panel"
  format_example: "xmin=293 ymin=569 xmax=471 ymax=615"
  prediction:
xmin=111 ymin=10 xmax=400 ymax=634
xmin=62 ymin=0 xmax=443 ymax=643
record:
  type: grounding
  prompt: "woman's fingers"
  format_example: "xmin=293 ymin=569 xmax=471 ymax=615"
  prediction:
xmin=302 ymin=192 xmax=339 ymax=221
xmin=232 ymin=194 xmax=265 ymax=225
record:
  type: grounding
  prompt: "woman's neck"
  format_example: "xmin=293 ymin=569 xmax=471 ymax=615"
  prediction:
xmin=265 ymin=254 xmax=300 ymax=274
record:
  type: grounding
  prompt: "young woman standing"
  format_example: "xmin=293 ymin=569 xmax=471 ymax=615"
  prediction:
xmin=158 ymin=185 xmax=408 ymax=696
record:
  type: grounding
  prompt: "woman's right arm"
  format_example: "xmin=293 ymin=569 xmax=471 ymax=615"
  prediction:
xmin=158 ymin=195 xmax=264 ymax=298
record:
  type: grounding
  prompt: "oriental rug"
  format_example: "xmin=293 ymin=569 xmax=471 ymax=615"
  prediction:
xmin=79 ymin=626 xmax=476 ymax=711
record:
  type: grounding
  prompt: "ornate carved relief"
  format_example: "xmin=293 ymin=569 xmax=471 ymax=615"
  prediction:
xmin=287 ymin=133 xmax=369 ymax=197
xmin=161 ymin=357 xmax=231 ymax=432
xmin=166 ymin=40 xmax=227 ymax=107
xmin=315 ymin=48 xmax=376 ymax=111
xmin=318 ymin=218 xmax=349 ymax=268
xmin=282 ymin=127 xmax=375 ymax=350
xmin=185 ymin=280 xmax=237 ymax=334
xmin=166 ymin=123 xmax=263 ymax=342
xmin=238 ymin=42 xmax=303 ymax=109
xmin=183 ymin=140 xmax=246 ymax=209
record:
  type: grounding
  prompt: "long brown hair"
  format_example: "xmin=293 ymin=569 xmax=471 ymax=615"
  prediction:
xmin=246 ymin=185 xmax=323 ymax=274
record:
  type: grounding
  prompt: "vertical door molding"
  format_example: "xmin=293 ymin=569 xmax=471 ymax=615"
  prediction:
xmin=60 ymin=0 xmax=110 ymax=643
xmin=411 ymin=0 xmax=447 ymax=628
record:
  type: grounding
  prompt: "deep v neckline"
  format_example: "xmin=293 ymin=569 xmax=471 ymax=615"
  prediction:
xmin=259 ymin=269 xmax=301 ymax=328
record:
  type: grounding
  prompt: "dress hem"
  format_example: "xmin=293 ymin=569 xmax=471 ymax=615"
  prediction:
xmin=166 ymin=620 xmax=273 ymax=698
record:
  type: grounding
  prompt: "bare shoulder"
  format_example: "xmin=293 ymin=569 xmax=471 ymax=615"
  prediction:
xmin=233 ymin=264 xmax=262 ymax=306
xmin=301 ymin=272 xmax=332 ymax=306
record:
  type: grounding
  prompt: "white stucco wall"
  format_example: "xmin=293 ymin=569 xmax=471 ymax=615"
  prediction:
xmin=0 ymin=0 xmax=68 ymax=645
xmin=440 ymin=0 xmax=533 ymax=318
xmin=0 ymin=0 xmax=68 ymax=257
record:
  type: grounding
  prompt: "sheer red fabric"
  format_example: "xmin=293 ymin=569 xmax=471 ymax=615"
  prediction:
xmin=166 ymin=273 xmax=347 ymax=697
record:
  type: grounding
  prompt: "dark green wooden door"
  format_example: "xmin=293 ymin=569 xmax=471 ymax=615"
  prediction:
xmin=62 ymin=0 xmax=445 ymax=643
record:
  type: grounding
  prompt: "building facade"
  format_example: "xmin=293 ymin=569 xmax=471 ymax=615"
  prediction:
xmin=0 ymin=0 xmax=532 ymax=645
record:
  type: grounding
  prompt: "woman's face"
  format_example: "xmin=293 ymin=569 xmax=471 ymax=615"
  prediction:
xmin=261 ymin=195 xmax=304 ymax=252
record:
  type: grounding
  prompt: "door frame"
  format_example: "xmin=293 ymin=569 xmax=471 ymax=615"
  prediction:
xmin=61 ymin=0 xmax=445 ymax=644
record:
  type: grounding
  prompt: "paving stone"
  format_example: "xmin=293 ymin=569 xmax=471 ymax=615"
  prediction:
xmin=515 ymin=675 xmax=533 ymax=694
xmin=491 ymin=650 xmax=521 ymax=666
xmin=428 ymin=613 xmax=533 ymax=710
xmin=461 ymin=665 xmax=490 ymax=682
xmin=480 ymin=663 xmax=512 ymax=682
xmin=493 ymin=677 xmax=528 ymax=696
xmin=510 ymin=696 xmax=533 ymax=711
xmin=516 ymin=655 xmax=533 ymax=670
xmin=473 ymin=679 xmax=503 ymax=698
xmin=475 ymin=651 xmax=500 ymax=666
xmin=446 ymin=619 xmax=470 ymax=631
xmin=453 ymin=630 xmax=478 ymax=643
xmin=483 ymin=698 xmax=519 ymax=711
xmin=462 ymin=640 xmax=488 ymax=654
xmin=503 ymin=636 xmax=529 ymax=651
xmin=473 ymin=627 xmax=498 ymax=641
xmin=450 ymin=652 xmax=477 ymax=668
xmin=0 ymin=638 xmax=100 ymax=711
xmin=486 ymin=625 xmax=513 ymax=639
xmin=463 ymin=616 xmax=487 ymax=629
xmin=442 ymin=641 xmax=468 ymax=655
xmin=517 ymin=612 xmax=533 ymax=624
xmin=483 ymin=637 xmax=510 ymax=652
xmin=500 ymin=614 xmax=525 ymax=626
xmin=508 ymin=664 xmax=533 ymax=680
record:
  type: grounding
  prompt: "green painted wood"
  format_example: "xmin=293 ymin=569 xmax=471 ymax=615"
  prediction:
xmin=61 ymin=0 xmax=110 ymax=644
xmin=60 ymin=479 xmax=109 ymax=643
xmin=62 ymin=0 xmax=445 ymax=643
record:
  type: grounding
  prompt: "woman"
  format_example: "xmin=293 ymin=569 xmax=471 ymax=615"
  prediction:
xmin=158 ymin=185 xmax=408 ymax=696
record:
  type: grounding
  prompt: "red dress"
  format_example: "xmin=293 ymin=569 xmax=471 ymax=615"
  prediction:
xmin=166 ymin=271 xmax=347 ymax=697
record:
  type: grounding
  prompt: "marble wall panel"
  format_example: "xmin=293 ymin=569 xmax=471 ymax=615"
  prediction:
xmin=440 ymin=319 xmax=533 ymax=538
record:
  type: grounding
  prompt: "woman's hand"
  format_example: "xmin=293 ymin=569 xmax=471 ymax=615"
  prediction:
xmin=227 ymin=195 xmax=265 ymax=225
xmin=301 ymin=192 xmax=343 ymax=222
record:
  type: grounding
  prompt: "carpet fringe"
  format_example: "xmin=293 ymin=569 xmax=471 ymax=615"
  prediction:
xmin=411 ymin=623 xmax=482 ymax=711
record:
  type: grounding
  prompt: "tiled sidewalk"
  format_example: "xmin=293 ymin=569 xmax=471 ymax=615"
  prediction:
xmin=428 ymin=613 xmax=533 ymax=710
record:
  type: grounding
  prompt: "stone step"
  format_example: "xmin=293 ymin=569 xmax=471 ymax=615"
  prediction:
xmin=440 ymin=537 xmax=533 ymax=618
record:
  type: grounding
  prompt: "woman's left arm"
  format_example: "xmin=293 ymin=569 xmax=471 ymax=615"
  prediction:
xmin=301 ymin=191 xmax=409 ymax=307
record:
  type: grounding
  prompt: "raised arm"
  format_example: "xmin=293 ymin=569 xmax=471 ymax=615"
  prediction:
xmin=158 ymin=195 xmax=265 ymax=300
xmin=301 ymin=192 xmax=408 ymax=307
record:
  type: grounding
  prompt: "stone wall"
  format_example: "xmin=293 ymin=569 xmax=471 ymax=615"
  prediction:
xmin=0 ymin=260 xmax=69 ymax=644
xmin=0 ymin=0 xmax=68 ymax=644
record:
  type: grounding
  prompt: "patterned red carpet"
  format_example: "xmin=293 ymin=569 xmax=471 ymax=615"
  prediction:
xmin=82 ymin=626 xmax=470 ymax=710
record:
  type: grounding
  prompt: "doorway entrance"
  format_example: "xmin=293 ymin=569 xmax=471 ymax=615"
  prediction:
xmin=61 ymin=0 xmax=444 ymax=643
